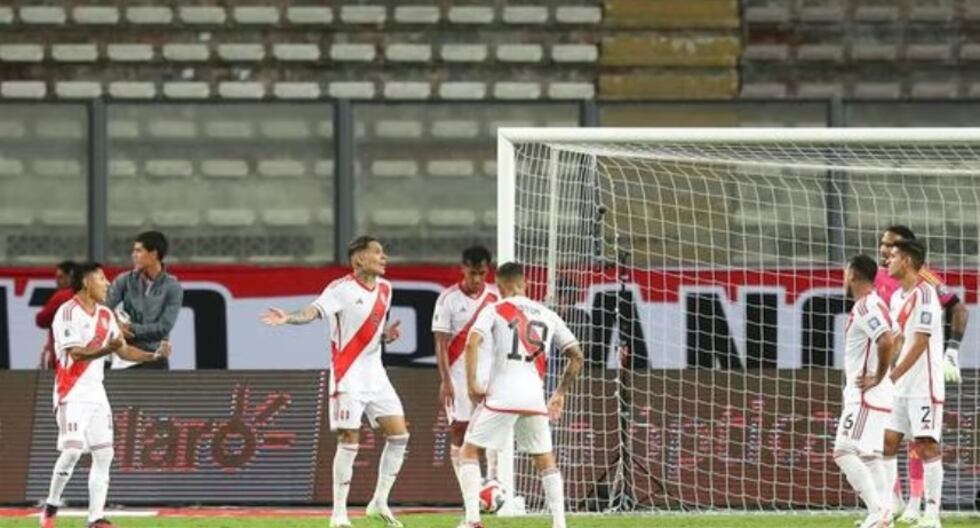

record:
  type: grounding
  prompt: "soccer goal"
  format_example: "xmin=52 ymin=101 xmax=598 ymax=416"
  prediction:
xmin=496 ymin=128 xmax=980 ymax=513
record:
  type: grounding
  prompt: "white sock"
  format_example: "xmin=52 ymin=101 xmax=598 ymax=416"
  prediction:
xmin=541 ymin=468 xmax=566 ymax=528
xmin=923 ymin=457 xmax=943 ymax=517
xmin=373 ymin=434 xmax=409 ymax=507
xmin=907 ymin=495 xmax=921 ymax=513
xmin=46 ymin=448 xmax=82 ymax=506
xmin=836 ymin=454 xmax=881 ymax=514
xmin=88 ymin=448 xmax=113 ymax=522
xmin=486 ymin=448 xmax=498 ymax=481
xmin=332 ymin=443 xmax=359 ymax=520
xmin=459 ymin=460 xmax=482 ymax=523
xmin=863 ymin=457 xmax=888 ymax=513
xmin=883 ymin=456 xmax=899 ymax=511
xmin=450 ymin=445 xmax=463 ymax=490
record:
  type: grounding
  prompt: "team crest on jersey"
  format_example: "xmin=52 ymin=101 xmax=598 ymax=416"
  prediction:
xmin=868 ymin=317 xmax=881 ymax=330
xmin=921 ymin=312 xmax=932 ymax=324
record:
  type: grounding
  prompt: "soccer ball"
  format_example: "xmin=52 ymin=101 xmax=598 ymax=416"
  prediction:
xmin=479 ymin=479 xmax=507 ymax=514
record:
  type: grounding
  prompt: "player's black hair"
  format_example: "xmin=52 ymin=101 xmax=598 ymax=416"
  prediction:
xmin=847 ymin=254 xmax=878 ymax=283
xmin=884 ymin=224 xmax=916 ymax=241
xmin=56 ymin=260 xmax=78 ymax=277
xmin=71 ymin=262 xmax=102 ymax=293
xmin=893 ymin=238 xmax=927 ymax=270
xmin=347 ymin=235 xmax=379 ymax=259
xmin=461 ymin=245 xmax=492 ymax=267
xmin=496 ymin=262 xmax=524 ymax=282
xmin=135 ymin=230 xmax=169 ymax=261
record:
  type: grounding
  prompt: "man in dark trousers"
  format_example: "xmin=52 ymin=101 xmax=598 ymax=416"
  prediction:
xmin=106 ymin=231 xmax=183 ymax=370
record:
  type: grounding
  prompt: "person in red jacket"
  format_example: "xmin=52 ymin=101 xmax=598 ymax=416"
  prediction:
xmin=36 ymin=261 xmax=78 ymax=369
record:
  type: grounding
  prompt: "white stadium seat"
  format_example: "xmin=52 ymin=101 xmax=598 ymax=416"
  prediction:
xmin=206 ymin=209 xmax=258 ymax=227
xmin=55 ymin=79 xmax=102 ymax=97
xmin=126 ymin=7 xmax=173 ymax=24
xmin=440 ymin=44 xmax=488 ymax=62
xmin=73 ymin=6 xmax=120 ymax=24
xmin=428 ymin=209 xmax=478 ymax=228
xmin=371 ymin=160 xmax=419 ymax=178
xmin=340 ymin=5 xmax=386 ymax=24
xmin=394 ymin=6 xmax=440 ymax=24
xmin=427 ymin=160 xmax=475 ymax=178
xmin=286 ymin=6 xmax=332 ymax=24
xmin=383 ymin=82 xmax=431 ymax=99
xmin=375 ymin=120 xmax=424 ymax=139
xmin=447 ymin=6 xmax=494 ymax=24
xmin=202 ymin=159 xmax=249 ymax=178
xmin=502 ymin=6 xmax=548 ymax=24
xmin=258 ymin=160 xmax=306 ymax=178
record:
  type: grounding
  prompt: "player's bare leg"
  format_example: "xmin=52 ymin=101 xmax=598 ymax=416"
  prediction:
xmin=883 ymin=429 xmax=905 ymax=521
xmin=331 ymin=429 xmax=359 ymax=528
xmin=457 ymin=441 xmax=485 ymax=528
xmin=533 ymin=452 xmax=566 ymax=528
xmin=365 ymin=415 xmax=409 ymax=528
xmin=915 ymin=438 xmax=943 ymax=528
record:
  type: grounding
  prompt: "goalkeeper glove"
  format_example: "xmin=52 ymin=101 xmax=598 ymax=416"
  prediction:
xmin=943 ymin=346 xmax=961 ymax=384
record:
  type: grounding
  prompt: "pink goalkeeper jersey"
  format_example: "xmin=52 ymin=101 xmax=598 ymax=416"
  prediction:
xmin=875 ymin=267 xmax=957 ymax=308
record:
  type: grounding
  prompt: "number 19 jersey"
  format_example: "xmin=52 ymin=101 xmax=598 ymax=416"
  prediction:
xmin=469 ymin=295 xmax=579 ymax=415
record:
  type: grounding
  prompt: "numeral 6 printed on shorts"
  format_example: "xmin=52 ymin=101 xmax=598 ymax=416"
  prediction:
xmin=842 ymin=413 xmax=854 ymax=431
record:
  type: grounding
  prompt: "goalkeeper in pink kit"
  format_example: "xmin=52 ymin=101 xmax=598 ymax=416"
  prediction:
xmin=875 ymin=226 xmax=969 ymax=523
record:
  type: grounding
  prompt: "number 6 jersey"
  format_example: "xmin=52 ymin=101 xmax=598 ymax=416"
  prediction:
xmin=469 ymin=295 xmax=579 ymax=415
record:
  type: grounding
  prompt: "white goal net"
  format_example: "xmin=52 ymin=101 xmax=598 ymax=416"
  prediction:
xmin=497 ymin=128 xmax=979 ymax=513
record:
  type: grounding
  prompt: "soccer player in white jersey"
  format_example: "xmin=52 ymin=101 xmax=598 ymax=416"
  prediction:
xmin=41 ymin=262 xmax=172 ymax=528
xmin=261 ymin=236 xmax=408 ymax=528
xmin=432 ymin=246 xmax=499 ymax=494
xmin=883 ymin=239 xmax=946 ymax=528
xmin=835 ymin=254 xmax=897 ymax=528
xmin=457 ymin=262 xmax=584 ymax=528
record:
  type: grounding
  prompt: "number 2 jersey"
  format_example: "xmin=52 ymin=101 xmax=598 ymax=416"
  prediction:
xmin=469 ymin=295 xmax=579 ymax=415
xmin=842 ymin=291 xmax=894 ymax=410
xmin=51 ymin=297 xmax=122 ymax=410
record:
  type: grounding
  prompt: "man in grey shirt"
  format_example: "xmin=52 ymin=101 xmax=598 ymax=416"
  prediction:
xmin=106 ymin=231 xmax=183 ymax=370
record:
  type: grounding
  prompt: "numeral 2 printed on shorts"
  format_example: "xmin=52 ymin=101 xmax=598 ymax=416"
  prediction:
xmin=920 ymin=406 xmax=932 ymax=429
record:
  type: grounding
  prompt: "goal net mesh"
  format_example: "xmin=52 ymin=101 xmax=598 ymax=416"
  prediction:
xmin=505 ymin=137 xmax=979 ymax=513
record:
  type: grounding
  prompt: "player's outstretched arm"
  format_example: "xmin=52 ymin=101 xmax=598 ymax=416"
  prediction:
xmin=116 ymin=340 xmax=172 ymax=364
xmin=260 ymin=305 xmax=320 ymax=326
xmin=890 ymin=332 xmax=929 ymax=384
xmin=67 ymin=334 xmax=126 ymax=361
xmin=548 ymin=344 xmax=584 ymax=421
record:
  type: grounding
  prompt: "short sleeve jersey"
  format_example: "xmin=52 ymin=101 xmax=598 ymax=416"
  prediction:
xmin=51 ymin=298 xmax=122 ymax=409
xmin=469 ymin=295 xmax=579 ymax=415
xmin=313 ymin=274 xmax=393 ymax=394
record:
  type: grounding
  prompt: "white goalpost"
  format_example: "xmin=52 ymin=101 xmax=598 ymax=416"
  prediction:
xmin=496 ymin=128 xmax=980 ymax=514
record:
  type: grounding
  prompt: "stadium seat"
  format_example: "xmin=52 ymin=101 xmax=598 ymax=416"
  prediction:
xmin=740 ymin=83 xmax=788 ymax=99
xmin=205 ymin=120 xmax=256 ymax=138
xmin=797 ymin=44 xmax=844 ymax=62
xmin=145 ymin=159 xmax=193 ymax=178
xmin=108 ymin=81 xmax=156 ymax=98
xmin=0 ymin=120 xmax=24 ymax=138
xmin=108 ymin=211 xmax=144 ymax=227
xmin=0 ymin=44 xmax=44 ymax=62
xmin=0 ymin=208 xmax=32 ymax=226
xmin=852 ymin=82 xmax=902 ymax=99
xmin=259 ymin=120 xmax=310 ymax=139
xmin=796 ymin=82 xmax=844 ymax=99
xmin=55 ymin=81 xmax=102 ymax=98
xmin=273 ymin=82 xmax=320 ymax=99
xmin=375 ymin=120 xmax=424 ymax=139
xmin=33 ymin=159 xmax=82 ymax=177
xmin=330 ymin=43 xmax=377 ymax=62
xmin=482 ymin=210 xmax=496 ymax=226
xmin=262 ymin=209 xmax=311 ymax=227
xmin=853 ymin=6 xmax=899 ymax=23
xmin=371 ymin=160 xmax=418 ymax=178
xmin=218 ymin=44 xmax=265 ymax=62
xmin=126 ymin=6 xmax=173 ymax=24
xmin=329 ymin=81 xmax=376 ymax=99
xmin=482 ymin=160 xmax=497 ymax=177
xmin=162 ymin=82 xmax=210 ymax=99
xmin=163 ymin=43 xmax=210 ymax=62
xmin=273 ymin=44 xmax=320 ymax=62
xmin=394 ymin=6 xmax=440 ymax=24
xmin=432 ymin=120 xmax=479 ymax=139
xmin=383 ymin=82 xmax=431 ymax=99
xmin=108 ymin=159 xmax=137 ymax=178
xmin=447 ymin=6 xmax=494 ymax=24
xmin=493 ymin=82 xmax=542 ymax=100
xmin=315 ymin=208 xmax=335 ymax=225
xmin=202 ymin=159 xmax=249 ymax=178
xmin=317 ymin=121 xmax=337 ymax=138
xmin=313 ymin=159 xmax=335 ymax=177
xmin=35 ymin=119 xmax=83 ymax=139
xmin=206 ymin=209 xmax=257 ymax=227
xmin=0 ymin=81 xmax=46 ymax=98
xmin=799 ymin=5 xmax=845 ymax=23
xmin=502 ymin=6 xmax=549 ymax=24
xmin=178 ymin=6 xmax=227 ymax=25
xmin=905 ymin=43 xmax=952 ymax=61
xmin=52 ymin=44 xmax=99 ymax=63
xmin=108 ymin=119 xmax=140 ymax=138
xmin=107 ymin=44 xmax=154 ymax=62
xmin=340 ymin=5 xmax=386 ymax=24
xmin=910 ymin=81 xmax=957 ymax=99
xmin=555 ymin=6 xmax=602 ymax=24
xmin=73 ymin=6 xmax=119 ymax=24
xmin=386 ymin=43 xmax=432 ymax=62
xmin=147 ymin=119 xmax=197 ymax=139
xmin=440 ymin=44 xmax=488 ymax=63
xmin=233 ymin=6 xmax=280 ymax=25
xmin=438 ymin=82 xmax=487 ymax=99
xmin=744 ymin=5 xmax=790 ymax=24
xmin=427 ymin=209 xmax=478 ymax=227
xmin=742 ymin=44 xmax=790 ymax=61
xmin=960 ymin=43 xmax=980 ymax=61
xmin=370 ymin=209 xmax=422 ymax=227
xmin=548 ymin=82 xmax=594 ymax=99
xmin=218 ymin=82 xmax=266 ymax=99
xmin=0 ymin=158 xmax=23 ymax=176
xmin=909 ymin=5 xmax=953 ymax=23
xmin=497 ymin=44 xmax=544 ymax=63
xmin=550 ymin=44 xmax=598 ymax=62
xmin=19 ymin=6 xmax=66 ymax=24
xmin=851 ymin=43 xmax=898 ymax=61
xmin=152 ymin=210 xmax=200 ymax=227
xmin=427 ymin=160 xmax=474 ymax=178
xmin=0 ymin=7 xmax=12 ymax=24
xmin=258 ymin=159 xmax=306 ymax=178
xmin=965 ymin=5 xmax=980 ymax=21
xmin=285 ymin=6 xmax=332 ymax=25
xmin=41 ymin=210 xmax=85 ymax=226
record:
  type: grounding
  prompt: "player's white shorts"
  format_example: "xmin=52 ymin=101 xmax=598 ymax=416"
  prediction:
xmin=834 ymin=402 xmax=888 ymax=455
xmin=448 ymin=371 xmax=477 ymax=423
xmin=887 ymin=396 xmax=943 ymax=442
xmin=56 ymin=401 xmax=113 ymax=452
xmin=329 ymin=382 xmax=404 ymax=431
xmin=464 ymin=405 xmax=552 ymax=455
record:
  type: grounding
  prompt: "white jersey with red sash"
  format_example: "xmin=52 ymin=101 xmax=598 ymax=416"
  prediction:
xmin=50 ymin=297 xmax=121 ymax=410
xmin=313 ymin=274 xmax=393 ymax=395
xmin=890 ymin=280 xmax=945 ymax=403
xmin=469 ymin=295 xmax=578 ymax=415
xmin=432 ymin=283 xmax=497 ymax=381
